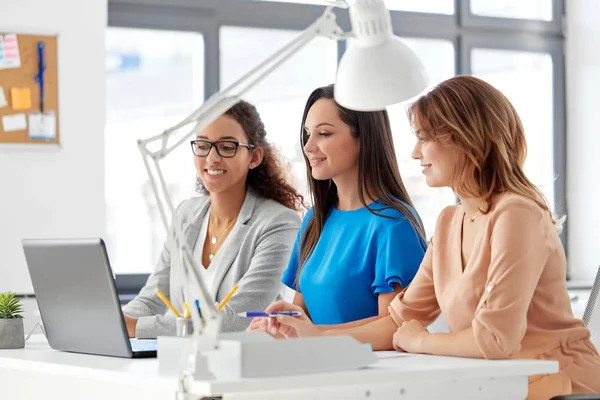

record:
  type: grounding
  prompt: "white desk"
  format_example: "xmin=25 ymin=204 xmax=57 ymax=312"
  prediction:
xmin=0 ymin=335 xmax=558 ymax=400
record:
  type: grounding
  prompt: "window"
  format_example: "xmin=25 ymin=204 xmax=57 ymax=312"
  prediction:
xmin=253 ymin=0 xmax=454 ymax=14
xmin=387 ymin=38 xmax=456 ymax=238
xmin=471 ymin=48 xmax=555 ymax=210
xmin=386 ymin=0 xmax=453 ymax=14
xmin=470 ymin=0 xmax=553 ymax=21
xmin=105 ymin=27 xmax=204 ymax=274
xmin=107 ymin=0 xmax=565 ymax=280
xmin=220 ymin=26 xmax=338 ymax=200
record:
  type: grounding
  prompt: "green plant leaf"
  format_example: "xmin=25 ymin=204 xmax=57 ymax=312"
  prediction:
xmin=0 ymin=291 xmax=24 ymax=319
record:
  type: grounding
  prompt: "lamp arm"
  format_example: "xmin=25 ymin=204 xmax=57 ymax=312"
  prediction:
xmin=137 ymin=1 xmax=346 ymax=234
xmin=138 ymin=143 xmax=219 ymax=335
xmin=135 ymin=4 xmax=348 ymax=389
xmin=136 ymin=2 xmax=345 ymax=330
xmin=138 ymin=4 xmax=345 ymax=161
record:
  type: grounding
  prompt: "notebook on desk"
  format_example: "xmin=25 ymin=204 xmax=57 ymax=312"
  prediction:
xmin=22 ymin=238 xmax=157 ymax=358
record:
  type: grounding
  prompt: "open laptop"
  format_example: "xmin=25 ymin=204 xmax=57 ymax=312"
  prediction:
xmin=22 ymin=238 xmax=157 ymax=358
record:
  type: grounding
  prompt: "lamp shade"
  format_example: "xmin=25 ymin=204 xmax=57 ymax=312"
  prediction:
xmin=334 ymin=0 xmax=429 ymax=111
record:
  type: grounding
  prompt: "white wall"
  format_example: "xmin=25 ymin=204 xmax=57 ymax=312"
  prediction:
xmin=566 ymin=0 xmax=600 ymax=282
xmin=0 ymin=0 xmax=107 ymax=293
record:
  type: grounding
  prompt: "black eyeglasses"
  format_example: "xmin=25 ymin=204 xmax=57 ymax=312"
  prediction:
xmin=190 ymin=140 xmax=256 ymax=158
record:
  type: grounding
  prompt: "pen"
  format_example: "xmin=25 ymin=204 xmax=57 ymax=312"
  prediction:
xmin=237 ymin=311 xmax=302 ymax=318
xmin=34 ymin=42 xmax=46 ymax=113
xmin=216 ymin=284 xmax=239 ymax=311
xmin=156 ymin=289 xmax=182 ymax=318
xmin=195 ymin=299 xmax=203 ymax=319
xmin=183 ymin=302 xmax=191 ymax=319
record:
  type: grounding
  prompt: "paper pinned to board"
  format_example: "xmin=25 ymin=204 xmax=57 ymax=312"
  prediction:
xmin=2 ymin=113 xmax=27 ymax=132
xmin=28 ymin=111 xmax=56 ymax=140
xmin=10 ymin=87 xmax=32 ymax=110
xmin=0 ymin=33 xmax=22 ymax=69
xmin=0 ymin=86 xmax=7 ymax=108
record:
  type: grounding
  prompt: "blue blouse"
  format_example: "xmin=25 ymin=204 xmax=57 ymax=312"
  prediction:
xmin=281 ymin=202 xmax=426 ymax=325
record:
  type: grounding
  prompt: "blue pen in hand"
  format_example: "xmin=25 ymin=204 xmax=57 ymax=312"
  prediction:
xmin=237 ymin=311 xmax=302 ymax=318
xmin=195 ymin=299 xmax=203 ymax=319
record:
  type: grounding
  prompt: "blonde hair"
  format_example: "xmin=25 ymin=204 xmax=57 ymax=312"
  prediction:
xmin=408 ymin=75 xmax=558 ymax=228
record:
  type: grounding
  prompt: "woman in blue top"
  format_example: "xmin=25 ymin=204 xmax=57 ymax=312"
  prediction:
xmin=250 ymin=84 xmax=427 ymax=330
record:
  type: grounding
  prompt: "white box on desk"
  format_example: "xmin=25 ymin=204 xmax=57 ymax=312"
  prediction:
xmin=157 ymin=331 xmax=376 ymax=380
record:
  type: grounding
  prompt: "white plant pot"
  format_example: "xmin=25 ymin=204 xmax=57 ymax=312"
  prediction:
xmin=0 ymin=318 xmax=25 ymax=349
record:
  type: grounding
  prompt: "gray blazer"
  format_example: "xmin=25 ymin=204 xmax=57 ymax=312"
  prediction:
xmin=123 ymin=188 xmax=301 ymax=338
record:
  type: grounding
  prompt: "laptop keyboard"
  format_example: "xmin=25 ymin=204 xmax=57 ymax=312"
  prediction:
xmin=130 ymin=338 xmax=157 ymax=352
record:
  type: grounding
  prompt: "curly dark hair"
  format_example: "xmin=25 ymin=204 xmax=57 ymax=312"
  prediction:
xmin=196 ymin=100 xmax=305 ymax=212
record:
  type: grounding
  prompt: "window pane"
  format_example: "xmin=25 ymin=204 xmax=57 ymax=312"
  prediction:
xmin=220 ymin=26 xmax=337 ymax=200
xmin=388 ymin=38 xmax=456 ymax=238
xmin=386 ymin=0 xmax=453 ymax=14
xmin=252 ymin=0 xmax=454 ymax=14
xmin=471 ymin=0 xmax=553 ymax=21
xmin=471 ymin=48 xmax=554 ymax=210
xmin=105 ymin=27 xmax=204 ymax=274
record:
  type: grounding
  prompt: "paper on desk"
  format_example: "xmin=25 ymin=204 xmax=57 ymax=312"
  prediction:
xmin=28 ymin=112 xmax=56 ymax=140
xmin=376 ymin=351 xmax=416 ymax=359
xmin=2 ymin=113 xmax=27 ymax=132
xmin=0 ymin=34 xmax=21 ymax=69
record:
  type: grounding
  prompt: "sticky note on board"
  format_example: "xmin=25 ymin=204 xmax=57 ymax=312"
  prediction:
xmin=28 ymin=112 xmax=56 ymax=140
xmin=10 ymin=87 xmax=32 ymax=110
xmin=0 ymin=87 xmax=7 ymax=108
xmin=0 ymin=34 xmax=22 ymax=70
xmin=2 ymin=113 xmax=27 ymax=132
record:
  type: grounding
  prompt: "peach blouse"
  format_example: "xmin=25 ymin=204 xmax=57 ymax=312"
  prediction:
xmin=388 ymin=193 xmax=600 ymax=399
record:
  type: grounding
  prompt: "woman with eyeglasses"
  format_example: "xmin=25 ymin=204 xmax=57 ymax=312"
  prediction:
xmin=253 ymin=77 xmax=600 ymax=399
xmin=248 ymin=84 xmax=427 ymax=333
xmin=122 ymin=100 xmax=303 ymax=338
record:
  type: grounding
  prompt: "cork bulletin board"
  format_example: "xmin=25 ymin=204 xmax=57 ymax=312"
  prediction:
xmin=0 ymin=33 xmax=59 ymax=145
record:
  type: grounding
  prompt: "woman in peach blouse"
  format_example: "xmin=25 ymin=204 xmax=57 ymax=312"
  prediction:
xmin=254 ymin=76 xmax=600 ymax=399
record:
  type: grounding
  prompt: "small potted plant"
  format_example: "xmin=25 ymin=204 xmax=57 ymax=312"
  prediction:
xmin=0 ymin=292 xmax=25 ymax=349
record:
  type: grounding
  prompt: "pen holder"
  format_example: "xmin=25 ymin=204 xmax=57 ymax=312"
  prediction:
xmin=175 ymin=317 xmax=193 ymax=337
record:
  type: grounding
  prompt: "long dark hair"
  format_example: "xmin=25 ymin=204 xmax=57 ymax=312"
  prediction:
xmin=197 ymin=100 xmax=305 ymax=211
xmin=297 ymin=84 xmax=426 ymax=285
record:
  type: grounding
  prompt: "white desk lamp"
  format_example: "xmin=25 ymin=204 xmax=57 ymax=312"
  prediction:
xmin=137 ymin=0 xmax=428 ymax=395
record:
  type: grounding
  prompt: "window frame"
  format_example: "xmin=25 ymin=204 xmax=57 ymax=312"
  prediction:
xmin=461 ymin=0 xmax=564 ymax=34
xmin=107 ymin=0 xmax=567 ymax=294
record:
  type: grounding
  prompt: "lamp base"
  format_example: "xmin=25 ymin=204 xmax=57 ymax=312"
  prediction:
xmin=157 ymin=332 xmax=376 ymax=381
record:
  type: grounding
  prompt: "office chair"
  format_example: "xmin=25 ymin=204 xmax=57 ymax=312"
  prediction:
xmin=550 ymin=265 xmax=600 ymax=400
